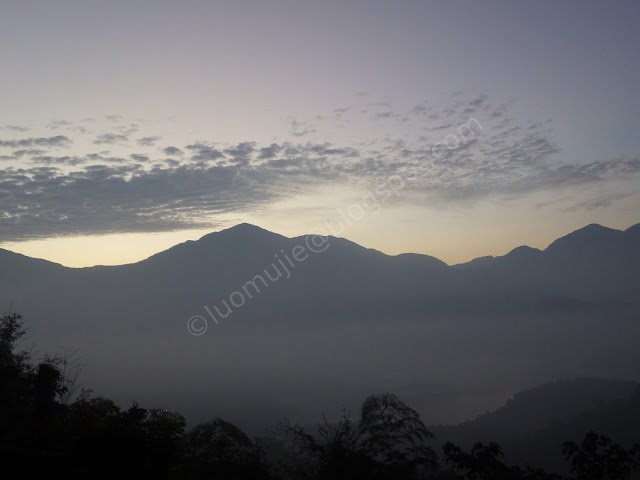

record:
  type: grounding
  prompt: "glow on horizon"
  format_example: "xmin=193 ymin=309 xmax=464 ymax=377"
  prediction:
xmin=2 ymin=199 xmax=637 ymax=269
xmin=1 ymin=2 xmax=639 ymax=269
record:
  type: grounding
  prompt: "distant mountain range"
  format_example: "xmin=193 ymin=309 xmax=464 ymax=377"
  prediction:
xmin=2 ymin=222 xmax=639 ymax=317
xmin=455 ymin=223 xmax=640 ymax=305
xmin=0 ymin=222 xmax=639 ymax=431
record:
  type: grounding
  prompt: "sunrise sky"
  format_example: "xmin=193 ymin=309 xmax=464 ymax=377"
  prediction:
xmin=1 ymin=0 xmax=639 ymax=267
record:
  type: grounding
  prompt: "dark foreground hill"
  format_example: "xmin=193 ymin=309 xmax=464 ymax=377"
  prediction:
xmin=431 ymin=378 xmax=640 ymax=473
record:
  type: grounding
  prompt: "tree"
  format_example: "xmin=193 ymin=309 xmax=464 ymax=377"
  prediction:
xmin=184 ymin=417 xmax=271 ymax=478
xmin=281 ymin=393 xmax=437 ymax=479
xmin=0 ymin=312 xmax=29 ymax=368
xmin=442 ymin=441 xmax=525 ymax=480
xmin=279 ymin=409 xmax=374 ymax=479
xmin=43 ymin=347 xmax=85 ymax=404
xmin=562 ymin=431 xmax=640 ymax=480
xmin=359 ymin=392 xmax=437 ymax=475
xmin=0 ymin=312 xmax=35 ymax=449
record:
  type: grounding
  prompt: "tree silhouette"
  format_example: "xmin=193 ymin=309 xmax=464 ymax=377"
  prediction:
xmin=2 ymin=311 xmax=640 ymax=478
xmin=183 ymin=417 xmax=271 ymax=478
xmin=359 ymin=392 xmax=437 ymax=476
xmin=280 ymin=393 xmax=437 ymax=479
xmin=562 ymin=430 xmax=640 ymax=480
xmin=442 ymin=441 xmax=524 ymax=479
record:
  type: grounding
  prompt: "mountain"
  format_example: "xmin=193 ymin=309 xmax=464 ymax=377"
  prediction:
xmin=455 ymin=223 xmax=640 ymax=303
xmin=431 ymin=377 xmax=638 ymax=446
xmin=507 ymin=384 xmax=640 ymax=473
xmin=431 ymin=378 xmax=640 ymax=474
xmin=0 ymin=222 xmax=639 ymax=431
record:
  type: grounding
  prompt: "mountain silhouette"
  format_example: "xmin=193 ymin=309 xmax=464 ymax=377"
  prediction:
xmin=455 ymin=222 xmax=640 ymax=303
xmin=431 ymin=377 xmax=638 ymax=445
xmin=0 ymin=222 xmax=638 ymax=430
xmin=431 ymin=378 xmax=640 ymax=474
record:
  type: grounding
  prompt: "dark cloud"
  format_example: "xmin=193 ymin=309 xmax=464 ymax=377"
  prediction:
xmin=13 ymin=149 xmax=46 ymax=158
xmin=30 ymin=155 xmax=86 ymax=166
xmin=3 ymin=125 xmax=30 ymax=132
xmin=468 ymin=94 xmax=488 ymax=108
xmin=1 ymin=94 xmax=638 ymax=241
xmin=258 ymin=143 xmax=282 ymax=159
xmin=292 ymin=129 xmax=316 ymax=137
xmin=0 ymin=136 xmax=71 ymax=148
xmin=307 ymin=143 xmax=359 ymax=157
xmin=186 ymin=143 xmax=225 ymax=162
xmin=0 ymin=163 xmax=276 ymax=241
xmin=130 ymin=154 xmax=149 ymax=162
xmin=136 ymin=136 xmax=160 ymax=146
xmin=376 ymin=111 xmax=400 ymax=119
xmin=411 ymin=105 xmax=429 ymax=115
xmin=93 ymin=133 xmax=128 ymax=145
xmin=223 ymin=142 xmax=255 ymax=165
xmin=47 ymin=120 xmax=73 ymax=129
xmin=163 ymin=146 xmax=183 ymax=156
xmin=105 ymin=115 xmax=123 ymax=121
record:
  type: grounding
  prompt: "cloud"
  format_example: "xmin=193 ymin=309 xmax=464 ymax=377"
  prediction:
xmin=289 ymin=119 xmax=317 ymax=137
xmin=137 ymin=136 xmax=160 ymax=146
xmin=223 ymin=142 xmax=255 ymax=165
xmin=1 ymin=95 xmax=639 ymax=241
xmin=29 ymin=155 xmax=86 ymax=166
xmin=307 ymin=143 xmax=359 ymax=157
xmin=130 ymin=154 xmax=149 ymax=162
xmin=376 ymin=111 xmax=400 ymax=119
xmin=562 ymin=191 xmax=634 ymax=212
xmin=0 ymin=136 xmax=72 ymax=148
xmin=47 ymin=120 xmax=73 ymax=129
xmin=0 ymin=162 xmax=277 ymax=241
xmin=186 ymin=143 xmax=225 ymax=162
xmin=93 ymin=133 xmax=128 ymax=145
xmin=3 ymin=125 xmax=30 ymax=132
xmin=13 ymin=149 xmax=46 ymax=158
xmin=258 ymin=143 xmax=282 ymax=159
xmin=163 ymin=146 xmax=183 ymax=156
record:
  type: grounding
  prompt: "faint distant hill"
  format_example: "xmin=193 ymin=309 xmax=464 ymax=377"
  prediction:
xmin=431 ymin=377 xmax=638 ymax=446
xmin=432 ymin=378 xmax=640 ymax=473
xmin=510 ymin=384 xmax=640 ymax=473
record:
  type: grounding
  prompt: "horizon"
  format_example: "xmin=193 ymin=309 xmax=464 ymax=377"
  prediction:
xmin=1 ymin=220 xmax=638 ymax=269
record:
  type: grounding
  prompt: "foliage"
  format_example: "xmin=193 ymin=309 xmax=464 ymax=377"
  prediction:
xmin=562 ymin=431 xmax=640 ymax=480
xmin=1 ymin=312 xmax=639 ymax=479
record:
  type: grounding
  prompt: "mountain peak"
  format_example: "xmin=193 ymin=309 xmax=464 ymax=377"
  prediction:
xmin=625 ymin=223 xmax=640 ymax=234
xmin=224 ymin=222 xmax=265 ymax=232
xmin=545 ymin=223 xmax=622 ymax=254
xmin=505 ymin=245 xmax=542 ymax=258
xmin=199 ymin=223 xmax=285 ymax=242
xmin=578 ymin=223 xmax=612 ymax=232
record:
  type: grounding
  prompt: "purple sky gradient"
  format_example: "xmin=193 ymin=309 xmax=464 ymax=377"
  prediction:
xmin=1 ymin=0 xmax=639 ymax=266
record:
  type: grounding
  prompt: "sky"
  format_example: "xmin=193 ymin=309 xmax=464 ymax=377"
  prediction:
xmin=1 ymin=0 xmax=639 ymax=267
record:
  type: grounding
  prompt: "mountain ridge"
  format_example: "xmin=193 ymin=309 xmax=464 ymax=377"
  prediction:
xmin=1 ymin=221 xmax=639 ymax=433
xmin=1 ymin=221 xmax=638 ymax=270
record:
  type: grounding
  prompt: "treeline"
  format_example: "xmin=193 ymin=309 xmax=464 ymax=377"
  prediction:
xmin=1 ymin=313 xmax=639 ymax=479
